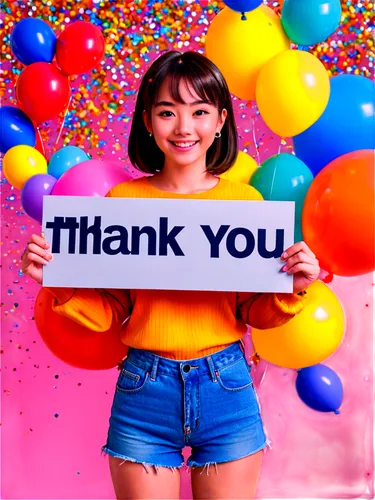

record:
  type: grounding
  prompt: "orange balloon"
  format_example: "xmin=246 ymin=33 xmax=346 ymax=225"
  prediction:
xmin=34 ymin=288 xmax=128 ymax=369
xmin=302 ymin=149 xmax=375 ymax=276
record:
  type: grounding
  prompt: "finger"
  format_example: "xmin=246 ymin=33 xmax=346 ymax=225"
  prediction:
xmin=282 ymin=252 xmax=317 ymax=271
xmin=287 ymin=262 xmax=319 ymax=276
xmin=282 ymin=241 xmax=315 ymax=260
xmin=281 ymin=243 xmax=301 ymax=260
xmin=26 ymin=252 xmax=49 ymax=266
xmin=27 ymin=243 xmax=52 ymax=260
xmin=295 ymin=241 xmax=315 ymax=259
xmin=30 ymin=233 xmax=49 ymax=249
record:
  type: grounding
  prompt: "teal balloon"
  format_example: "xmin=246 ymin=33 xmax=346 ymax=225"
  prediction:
xmin=281 ymin=0 xmax=341 ymax=46
xmin=48 ymin=146 xmax=89 ymax=180
xmin=249 ymin=153 xmax=313 ymax=243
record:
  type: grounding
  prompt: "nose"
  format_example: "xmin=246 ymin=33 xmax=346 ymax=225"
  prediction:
xmin=174 ymin=114 xmax=193 ymax=136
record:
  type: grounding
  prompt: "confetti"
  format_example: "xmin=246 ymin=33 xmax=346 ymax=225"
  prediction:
xmin=0 ymin=1 xmax=372 ymax=153
xmin=0 ymin=2 xmax=372 ymax=468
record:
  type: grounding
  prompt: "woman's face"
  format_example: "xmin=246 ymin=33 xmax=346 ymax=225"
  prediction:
xmin=143 ymin=76 xmax=227 ymax=169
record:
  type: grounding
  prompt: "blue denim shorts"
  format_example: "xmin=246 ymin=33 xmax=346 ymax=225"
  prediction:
xmin=101 ymin=340 xmax=270 ymax=471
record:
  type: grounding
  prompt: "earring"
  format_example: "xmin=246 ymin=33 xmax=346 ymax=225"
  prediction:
xmin=215 ymin=132 xmax=221 ymax=138
xmin=149 ymin=133 xmax=153 ymax=137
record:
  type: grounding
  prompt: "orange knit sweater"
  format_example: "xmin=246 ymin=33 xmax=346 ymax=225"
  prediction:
xmin=48 ymin=177 xmax=305 ymax=360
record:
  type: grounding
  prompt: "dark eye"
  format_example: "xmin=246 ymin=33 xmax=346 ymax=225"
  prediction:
xmin=195 ymin=109 xmax=209 ymax=116
xmin=159 ymin=111 xmax=174 ymax=117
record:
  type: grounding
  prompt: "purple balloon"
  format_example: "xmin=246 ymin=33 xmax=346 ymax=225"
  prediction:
xmin=21 ymin=174 xmax=57 ymax=223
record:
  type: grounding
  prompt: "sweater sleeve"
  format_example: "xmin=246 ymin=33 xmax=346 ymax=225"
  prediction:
xmin=47 ymin=287 xmax=132 ymax=332
xmin=236 ymin=291 xmax=305 ymax=329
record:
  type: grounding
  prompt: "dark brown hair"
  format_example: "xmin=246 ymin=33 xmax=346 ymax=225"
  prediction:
xmin=128 ymin=50 xmax=238 ymax=175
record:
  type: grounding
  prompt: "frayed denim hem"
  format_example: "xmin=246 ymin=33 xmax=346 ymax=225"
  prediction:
xmin=186 ymin=438 xmax=272 ymax=475
xmin=100 ymin=445 xmax=184 ymax=474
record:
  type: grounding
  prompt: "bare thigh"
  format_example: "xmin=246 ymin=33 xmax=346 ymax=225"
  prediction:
xmin=109 ymin=456 xmax=181 ymax=500
xmin=191 ymin=449 xmax=263 ymax=500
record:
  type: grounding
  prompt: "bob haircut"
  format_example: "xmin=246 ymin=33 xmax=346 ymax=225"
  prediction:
xmin=128 ymin=50 xmax=238 ymax=175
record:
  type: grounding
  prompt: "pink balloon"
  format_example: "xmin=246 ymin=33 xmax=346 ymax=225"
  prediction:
xmin=51 ymin=159 xmax=133 ymax=197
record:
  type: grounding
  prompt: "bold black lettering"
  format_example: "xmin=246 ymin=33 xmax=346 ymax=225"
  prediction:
xmin=131 ymin=226 xmax=157 ymax=255
xmin=103 ymin=225 xmax=131 ymax=255
xmin=258 ymin=228 xmax=284 ymax=258
xmin=159 ymin=217 xmax=185 ymax=256
xmin=65 ymin=217 xmax=80 ymax=254
xmin=46 ymin=217 xmax=65 ymax=254
xmin=79 ymin=216 xmax=102 ymax=254
xmin=226 ymin=227 xmax=255 ymax=258
xmin=200 ymin=225 xmax=230 ymax=258
xmin=45 ymin=216 xmax=79 ymax=254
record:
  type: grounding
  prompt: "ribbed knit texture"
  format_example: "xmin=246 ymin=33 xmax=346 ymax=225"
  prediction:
xmin=48 ymin=177 xmax=305 ymax=360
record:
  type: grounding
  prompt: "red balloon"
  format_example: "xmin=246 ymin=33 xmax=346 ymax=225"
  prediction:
xmin=34 ymin=288 xmax=128 ymax=370
xmin=56 ymin=21 xmax=105 ymax=76
xmin=302 ymin=149 xmax=375 ymax=277
xmin=16 ymin=62 xmax=70 ymax=124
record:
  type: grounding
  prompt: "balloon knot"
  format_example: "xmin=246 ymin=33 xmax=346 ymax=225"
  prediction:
xmin=334 ymin=409 xmax=340 ymax=415
xmin=241 ymin=12 xmax=247 ymax=21
xmin=322 ymin=272 xmax=334 ymax=284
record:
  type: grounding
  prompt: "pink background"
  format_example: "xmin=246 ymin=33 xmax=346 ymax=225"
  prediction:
xmin=1 ymin=1 xmax=374 ymax=499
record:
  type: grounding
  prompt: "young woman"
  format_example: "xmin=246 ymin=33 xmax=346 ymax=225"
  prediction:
xmin=22 ymin=51 xmax=320 ymax=499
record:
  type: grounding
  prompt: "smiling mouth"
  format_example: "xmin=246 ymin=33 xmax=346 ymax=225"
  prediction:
xmin=169 ymin=140 xmax=200 ymax=149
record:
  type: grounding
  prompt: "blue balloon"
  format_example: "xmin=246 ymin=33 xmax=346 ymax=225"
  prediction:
xmin=48 ymin=146 xmax=89 ymax=180
xmin=281 ymin=0 xmax=341 ymax=46
xmin=296 ymin=364 xmax=343 ymax=414
xmin=293 ymin=75 xmax=375 ymax=176
xmin=11 ymin=18 xmax=56 ymax=65
xmin=0 ymin=106 xmax=36 ymax=154
xmin=224 ymin=0 xmax=262 ymax=13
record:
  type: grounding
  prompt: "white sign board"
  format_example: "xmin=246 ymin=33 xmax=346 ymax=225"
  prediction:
xmin=42 ymin=196 xmax=295 ymax=293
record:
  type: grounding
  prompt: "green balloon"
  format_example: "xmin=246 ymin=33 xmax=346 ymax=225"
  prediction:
xmin=249 ymin=153 xmax=313 ymax=243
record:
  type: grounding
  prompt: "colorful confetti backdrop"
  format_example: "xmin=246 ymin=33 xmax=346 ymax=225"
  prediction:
xmin=1 ymin=1 xmax=374 ymax=499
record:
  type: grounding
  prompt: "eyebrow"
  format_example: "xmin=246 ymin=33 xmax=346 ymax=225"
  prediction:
xmin=154 ymin=99 xmax=212 ymax=108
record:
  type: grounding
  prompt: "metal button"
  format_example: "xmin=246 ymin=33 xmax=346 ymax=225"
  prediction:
xmin=183 ymin=364 xmax=191 ymax=373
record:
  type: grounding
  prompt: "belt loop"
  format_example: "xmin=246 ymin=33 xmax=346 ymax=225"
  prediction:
xmin=206 ymin=355 xmax=218 ymax=382
xmin=150 ymin=356 xmax=159 ymax=381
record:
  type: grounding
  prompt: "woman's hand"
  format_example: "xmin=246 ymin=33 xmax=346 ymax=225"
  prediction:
xmin=280 ymin=241 xmax=320 ymax=294
xmin=21 ymin=233 xmax=52 ymax=284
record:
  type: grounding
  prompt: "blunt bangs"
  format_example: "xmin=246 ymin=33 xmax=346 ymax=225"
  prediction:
xmin=128 ymin=50 xmax=238 ymax=174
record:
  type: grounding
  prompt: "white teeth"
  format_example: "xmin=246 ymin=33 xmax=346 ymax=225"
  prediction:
xmin=171 ymin=141 xmax=197 ymax=148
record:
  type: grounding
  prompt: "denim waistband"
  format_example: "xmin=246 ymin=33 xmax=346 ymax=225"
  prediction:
xmin=125 ymin=340 xmax=248 ymax=380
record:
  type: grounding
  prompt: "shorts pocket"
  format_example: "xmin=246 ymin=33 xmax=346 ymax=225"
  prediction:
xmin=216 ymin=357 xmax=253 ymax=392
xmin=116 ymin=360 xmax=150 ymax=394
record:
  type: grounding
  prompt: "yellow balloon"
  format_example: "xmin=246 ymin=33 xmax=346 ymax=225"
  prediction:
xmin=3 ymin=145 xmax=47 ymax=190
xmin=220 ymin=151 xmax=258 ymax=184
xmin=256 ymin=50 xmax=330 ymax=137
xmin=205 ymin=5 xmax=290 ymax=101
xmin=252 ymin=281 xmax=345 ymax=369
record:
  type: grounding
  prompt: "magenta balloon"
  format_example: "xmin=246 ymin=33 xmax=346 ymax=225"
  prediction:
xmin=51 ymin=159 xmax=133 ymax=197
